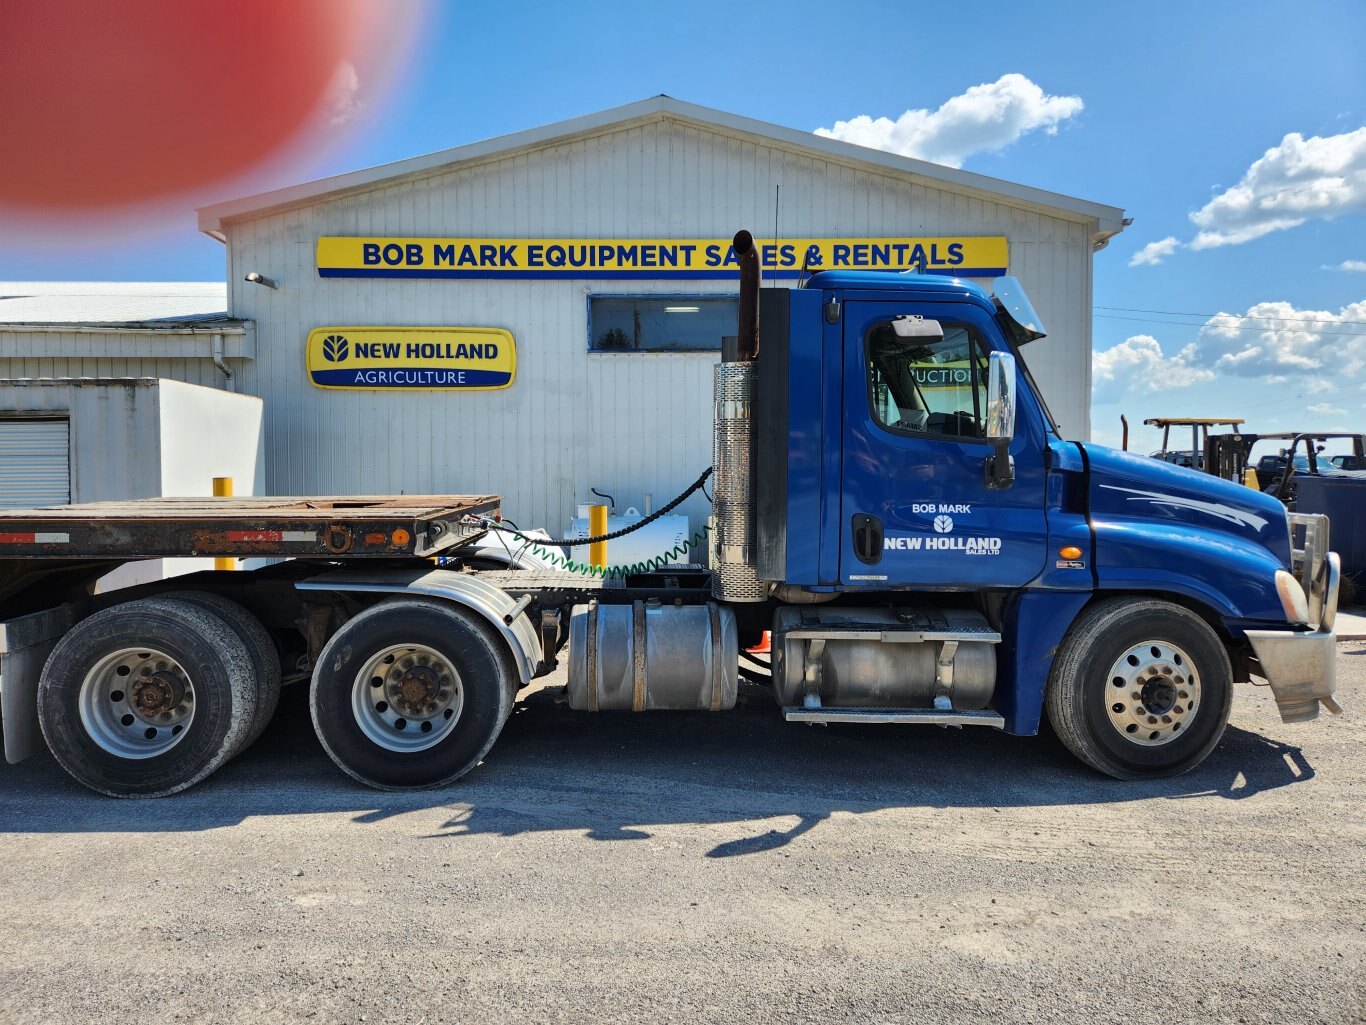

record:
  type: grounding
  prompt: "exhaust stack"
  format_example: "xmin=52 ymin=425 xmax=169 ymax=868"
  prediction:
xmin=734 ymin=229 xmax=760 ymax=361
xmin=711 ymin=230 xmax=766 ymax=603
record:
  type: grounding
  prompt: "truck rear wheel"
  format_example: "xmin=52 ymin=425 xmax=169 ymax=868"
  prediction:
xmin=37 ymin=598 xmax=257 ymax=797
xmin=152 ymin=591 xmax=282 ymax=751
xmin=1045 ymin=597 xmax=1232 ymax=779
xmin=309 ymin=599 xmax=516 ymax=790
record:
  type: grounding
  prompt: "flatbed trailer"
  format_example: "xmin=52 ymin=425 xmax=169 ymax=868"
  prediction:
xmin=0 ymin=494 xmax=498 ymax=615
xmin=0 ymin=230 xmax=1341 ymax=799
xmin=0 ymin=494 xmax=498 ymax=561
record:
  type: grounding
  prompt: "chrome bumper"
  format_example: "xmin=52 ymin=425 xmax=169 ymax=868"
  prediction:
xmin=1248 ymin=519 xmax=1342 ymax=724
xmin=1245 ymin=628 xmax=1339 ymax=723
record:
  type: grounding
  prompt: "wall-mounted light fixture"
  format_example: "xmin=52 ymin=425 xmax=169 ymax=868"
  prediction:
xmin=244 ymin=272 xmax=279 ymax=289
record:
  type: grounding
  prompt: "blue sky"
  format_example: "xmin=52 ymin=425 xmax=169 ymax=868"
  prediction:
xmin=2 ymin=0 xmax=1362 ymax=451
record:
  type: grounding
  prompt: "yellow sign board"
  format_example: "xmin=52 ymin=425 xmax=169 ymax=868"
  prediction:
xmin=305 ymin=326 xmax=515 ymax=391
xmin=316 ymin=236 xmax=1008 ymax=279
xmin=911 ymin=361 xmax=980 ymax=391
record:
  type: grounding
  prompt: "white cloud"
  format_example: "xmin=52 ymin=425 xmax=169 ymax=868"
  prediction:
xmin=325 ymin=61 xmax=362 ymax=126
xmin=1187 ymin=299 xmax=1366 ymax=377
xmin=1093 ymin=334 xmax=1214 ymax=399
xmin=1188 ymin=127 xmax=1366 ymax=249
xmin=1307 ymin=402 xmax=1347 ymax=415
xmin=1094 ymin=298 xmax=1366 ymax=399
xmin=1129 ymin=236 xmax=1180 ymax=267
xmin=814 ymin=74 xmax=1083 ymax=169
xmin=1335 ymin=259 xmax=1366 ymax=271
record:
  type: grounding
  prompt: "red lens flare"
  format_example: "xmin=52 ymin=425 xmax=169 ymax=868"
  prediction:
xmin=0 ymin=0 xmax=421 ymax=215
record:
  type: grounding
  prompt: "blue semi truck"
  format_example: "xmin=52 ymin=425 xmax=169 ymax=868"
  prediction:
xmin=0 ymin=231 xmax=1342 ymax=796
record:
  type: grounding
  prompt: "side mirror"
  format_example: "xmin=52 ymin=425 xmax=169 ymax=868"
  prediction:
xmin=985 ymin=351 xmax=1016 ymax=489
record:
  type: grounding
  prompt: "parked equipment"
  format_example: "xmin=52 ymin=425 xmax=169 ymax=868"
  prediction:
xmin=1143 ymin=417 xmax=1245 ymax=471
xmin=0 ymin=230 xmax=1341 ymax=797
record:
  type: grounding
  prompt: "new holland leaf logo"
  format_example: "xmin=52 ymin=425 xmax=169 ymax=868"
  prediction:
xmin=322 ymin=334 xmax=349 ymax=362
xmin=933 ymin=514 xmax=954 ymax=534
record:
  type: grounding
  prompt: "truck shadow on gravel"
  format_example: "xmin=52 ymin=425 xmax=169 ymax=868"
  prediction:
xmin=0 ymin=683 xmax=1316 ymax=853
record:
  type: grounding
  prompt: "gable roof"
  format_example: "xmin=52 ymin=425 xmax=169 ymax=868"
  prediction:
xmin=197 ymin=95 xmax=1126 ymax=244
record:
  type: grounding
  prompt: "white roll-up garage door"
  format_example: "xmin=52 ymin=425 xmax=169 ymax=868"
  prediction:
xmin=0 ymin=418 xmax=71 ymax=508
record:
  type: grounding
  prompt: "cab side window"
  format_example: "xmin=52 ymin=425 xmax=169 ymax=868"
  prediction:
xmin=866 ymin=321 xmax=989 ymax=440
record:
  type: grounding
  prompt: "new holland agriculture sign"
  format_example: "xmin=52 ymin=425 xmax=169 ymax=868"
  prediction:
xmin=315 ymin=236 xmax=1008 ymax=279
xmin=306 ymin=327 xmax=515 ymax=391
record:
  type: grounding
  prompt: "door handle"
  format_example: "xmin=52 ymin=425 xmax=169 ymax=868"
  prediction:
xmin=851 ymin=513 xmax=883 ymax=565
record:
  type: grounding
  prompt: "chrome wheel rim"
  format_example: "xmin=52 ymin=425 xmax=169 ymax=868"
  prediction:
xmin=351 ymin=643 xmax=463 ymax=753
xmin=78 ymin=647 xmax=195 ymax=759
xmin=1104 ymin=640 xmax=1201 ymax=746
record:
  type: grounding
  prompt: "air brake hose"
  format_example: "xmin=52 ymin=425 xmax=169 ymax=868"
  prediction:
xmin=473 ymin=466 xmax=716 ymax=578
xmin=510 ymin=526 xmax=713 ymax=579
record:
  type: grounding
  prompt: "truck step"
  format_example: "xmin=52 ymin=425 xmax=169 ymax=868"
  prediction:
xmin=777 ymin=623 xmax=1001 ymax=645
xmin=782 ymin=707 xmax=1006 ymax=728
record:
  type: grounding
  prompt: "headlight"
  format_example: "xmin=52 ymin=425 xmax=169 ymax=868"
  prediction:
xmin=1274 ymin=570 xmax=1309 ymax=624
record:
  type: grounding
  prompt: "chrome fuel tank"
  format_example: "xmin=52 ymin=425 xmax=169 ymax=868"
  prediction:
xmin=771 ymin=606 xmax=998 ymax=710
xmin=568 ymin=600 xmax=738 ymax=711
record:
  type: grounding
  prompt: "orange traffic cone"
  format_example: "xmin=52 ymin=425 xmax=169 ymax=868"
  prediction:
xmin=746 ymin=631 xmax=771 ymax=655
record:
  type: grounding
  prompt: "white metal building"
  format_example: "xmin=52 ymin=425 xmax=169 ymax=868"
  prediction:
xmin=0 ymin=284 xmax=260 ymax=519
xmin=3 ymin=97 xmax=1125 ymax=538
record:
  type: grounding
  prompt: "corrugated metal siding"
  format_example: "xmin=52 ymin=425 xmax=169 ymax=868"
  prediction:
xmin=0 ymin=418 xmax=70 ymax=507
xmin=223 ymin=120 xmax=1096 ymax=535
xmin=0 ymin=320 xmax=231 ymax=392
xmin=0 ymin=379 xmax=164 ymax=504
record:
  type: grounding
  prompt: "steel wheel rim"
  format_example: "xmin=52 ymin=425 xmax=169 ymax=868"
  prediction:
xmin=351 ymin=643 xmax=464 ymax=753
xmin=1104 ymin=640 xmax=1201 ymax=746
xmin=78 ymin=647 xmax=196 ymax=759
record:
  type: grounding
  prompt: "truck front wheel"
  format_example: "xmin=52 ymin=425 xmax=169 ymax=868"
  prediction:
xmin=309 ymin=599 xmax=517 ymax=790
xmin=1045 ymin=597 xmax=1233 ymax=779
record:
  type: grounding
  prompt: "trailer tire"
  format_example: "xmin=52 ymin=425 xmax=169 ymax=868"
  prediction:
xmin=37 ymin=598 xmax=257 ymax=797
xmin=153 ymin=591 xmax=281 ymax=751
xmin=309 ymin=598 xmax=516 ymax=790
xmin=1045 ymin=597 xmax=1232 ymax=779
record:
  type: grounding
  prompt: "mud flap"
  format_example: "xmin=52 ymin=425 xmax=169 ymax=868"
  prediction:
xmin=1 ymin=605 xmax=73 ymax=763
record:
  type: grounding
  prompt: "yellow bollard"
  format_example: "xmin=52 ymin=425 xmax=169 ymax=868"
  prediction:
xmin=1243 ymin=467 xmax=1260 ymax=490
xmin=588 ymin=503 xmax=609 ymax=569
xmin=213 ymin=476 xmax=236 ymax=571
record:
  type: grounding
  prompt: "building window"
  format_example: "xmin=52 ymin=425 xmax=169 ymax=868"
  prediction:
xmin=589 ymin=296 xmax=737 ymax=352
xmin=865 ymin=321 xmax=989 ymax=440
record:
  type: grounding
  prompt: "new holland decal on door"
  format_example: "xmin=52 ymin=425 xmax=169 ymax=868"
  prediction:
xmin=306 ymin=327 xmax=516 ymax=391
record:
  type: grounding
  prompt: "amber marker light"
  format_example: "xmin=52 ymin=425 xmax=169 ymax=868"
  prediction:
xmin=1059 ymin=546 xmax=1084 ymax=560
xmin=391 ymin=529 xmax=411 ymax=547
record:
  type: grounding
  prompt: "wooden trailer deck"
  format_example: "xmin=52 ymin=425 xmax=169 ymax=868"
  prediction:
xmin=0 ymin=495 xmax=499 ymax=559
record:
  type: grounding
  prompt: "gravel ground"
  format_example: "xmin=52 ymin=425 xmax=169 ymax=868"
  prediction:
xmin=1 ymin=644 xmax=1362 ymax=1025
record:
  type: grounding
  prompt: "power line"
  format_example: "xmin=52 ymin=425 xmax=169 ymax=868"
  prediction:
xmin=1093 ymin=313 xmax=1366 ymax=340
xmin=1092 ymin=304 xmax=1349 ymax=325
xmin=1095 ymin=305 xmax=1366 ymax=328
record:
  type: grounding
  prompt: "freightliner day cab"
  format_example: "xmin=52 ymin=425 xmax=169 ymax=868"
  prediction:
xmin=0 ymin=232 xmax=1341 ymax=797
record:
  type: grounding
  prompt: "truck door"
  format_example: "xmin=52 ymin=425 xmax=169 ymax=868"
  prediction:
xmin=839 ymin=300 xmax=1049 ymax=588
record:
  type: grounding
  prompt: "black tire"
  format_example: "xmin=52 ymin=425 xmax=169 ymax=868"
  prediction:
xmin=1045 ymin=597 xmax=1232 ymax=779
xmin=309 ymin=598 xmax=517 ymax=790
xmin=37 ymin=598 xmax=257 ymax=797
xmin=154 ymin=591 xmax=281 ymax=751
